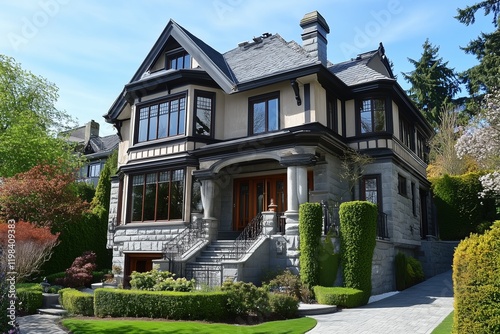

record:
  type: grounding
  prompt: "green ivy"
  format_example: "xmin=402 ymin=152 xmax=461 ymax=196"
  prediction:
xmin=339 ymin=201 xmax=377 ymax=305
xmin=299 ymin=202 xmax=323 ymax=288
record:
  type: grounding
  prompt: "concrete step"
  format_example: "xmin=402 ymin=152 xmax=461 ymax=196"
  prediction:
xmin=37 ymin=308 xmax=68 ymax=316
xmin=42 ymin=293 xmax=59 ymax=308
xmin=297 ymin=303 xmax=338 ymax=316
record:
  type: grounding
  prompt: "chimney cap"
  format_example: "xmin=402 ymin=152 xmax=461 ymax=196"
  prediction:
xmin=300 ymin=11 xmax=330 ymax=34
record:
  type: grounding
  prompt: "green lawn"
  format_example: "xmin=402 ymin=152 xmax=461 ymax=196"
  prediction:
xmin=62 ymin=317 xmax=317 ymax=334
xmin=431 ymin=311 xmax=454 ymax=334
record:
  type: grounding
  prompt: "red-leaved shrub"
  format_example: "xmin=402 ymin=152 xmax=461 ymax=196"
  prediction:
xmin=57 ymin=251 xmax=97 ymax=288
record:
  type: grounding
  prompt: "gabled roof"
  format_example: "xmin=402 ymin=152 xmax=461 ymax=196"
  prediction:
xmin=104 ymin=20 xmax=397 ymax=123
xmin=84 ymin=134 xmax=120 ymax=159
xmin=329 ymin=46 xmax=395 ymax=87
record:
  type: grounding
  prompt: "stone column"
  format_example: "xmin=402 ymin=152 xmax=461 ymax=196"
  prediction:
xmin=200 ymin=179 xmax=217 ymax=219
xmin=280 ymin=154 xmax=317 ymax=275
xmin=261 ymin=211 xmax=277 ymax=235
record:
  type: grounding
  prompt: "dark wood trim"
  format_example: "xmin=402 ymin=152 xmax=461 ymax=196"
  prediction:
xmin=304 ymin=84 xmax=310 ymax=123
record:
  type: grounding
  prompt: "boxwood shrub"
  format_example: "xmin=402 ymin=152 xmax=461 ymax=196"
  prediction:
xmin=339 ymin=201 xmax=377 ymax=305
xmin=268 ymin=293 xmax=299 ymax=319
xmin=453 ymin=221 xmax=500 ymax=333
xmin=299 ymin=202 xmax=323 ymax=288
xmin=94 ymin=288 xmax=227 ymax=321
xmin=59 ymin=288 xmax=94 ymax=316
xmin=16 ymin=284 xmax=42 ymax=315
xmin=313 ymin=286 xmax=365 ymax=308
xmin=395 ymin=252 xmax=425 ymax=291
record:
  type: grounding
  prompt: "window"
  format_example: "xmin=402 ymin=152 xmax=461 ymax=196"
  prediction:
xmin=359 ymin=98 xmax=386 ymax=134
xmin=417 ymin=131 xmax=427 ymax=162
xmin=361 ymin=175 xmax=381 ymax=207
xmin=411 ymin=182 xmax=417 ymax=216
xmin=327 ymin=94 xmax=338 ymax=133
xmin=249 ymin=92 xmax=279 ymax=134
xmin=398 ymin=174 xmax=407 ymax=196
xmin=166 ymin=50 xmax=191 ymax=70
xmin=400 ymin=117 xmax=415 ymax=150
xmin=137 ymin=95 xmax=186 ymax=143
xmin=130 ymin=169 xmax=184 ymax=222
xmin=88 ymin=163 xmax=101 ymax=178
xmin=191 ymin=177 xmax=203 ymax=213
xmin=194 ymin=91 xmax=215 ymax=137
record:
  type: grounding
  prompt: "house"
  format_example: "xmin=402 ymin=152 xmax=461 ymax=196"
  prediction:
xmin=65 ymin=120 xmax=120 ymax=186
xmin=104 ymin=11 xmax=447 ymax=294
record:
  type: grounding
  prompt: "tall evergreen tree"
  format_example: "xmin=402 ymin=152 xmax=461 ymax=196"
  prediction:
xmin=456 ymin=1 xmax=500 ymax=110
xmin=402 ymin=39 xmax=461 ymax=128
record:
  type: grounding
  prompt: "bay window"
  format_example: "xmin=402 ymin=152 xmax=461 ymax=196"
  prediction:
xmin=130 ymin=169 xmax=184 ymax=222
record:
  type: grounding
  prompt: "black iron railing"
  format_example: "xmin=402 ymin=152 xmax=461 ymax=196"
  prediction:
xmin=163 ymin=219 xmax=204 ymax=262
xmin=229 ymin=213 xmax=263 ymax=260
xmin=277 ymin=212 xmax=286 ymax=234
xmin=321 ymin=200 xmax=339 ymax=235
xmin=377 ymin=211 xmax=389 ymax=239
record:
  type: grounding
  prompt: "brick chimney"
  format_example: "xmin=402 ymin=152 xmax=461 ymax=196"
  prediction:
xmin=85 ymin=120 xmax=99 ymax=143
xmin=300 ymin=11 xmax=330 ymax=66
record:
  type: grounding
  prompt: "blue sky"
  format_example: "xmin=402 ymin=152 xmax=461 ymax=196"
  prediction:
xmin=0 ymin=0 xmax=494 ymax=136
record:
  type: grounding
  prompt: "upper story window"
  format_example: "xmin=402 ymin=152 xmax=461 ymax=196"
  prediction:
xmin=417 ymin=131 xmax=428 ymax=162
xmin=361 ymin=175 xmax=381 ymax=207
xmin=130 ymin=169 xmax=184 ymax=222
xmin=400 ymin=117 xmax=415 ymax=150
xmin=137 ymin=94 xmax=186 ymax=143
xmin=166 ymin=50 xmax=191 ymax=70
xmin=359 ymin=98 xmax=386 ymax=134
xmin=398 ymin=174 xmax=407 ymax=196
xmin=88 ymin=162 xmax=101 ymax=178
xmin=327 ymin=94 xmax=338 ymax=133
xmin=249 ymin=92 xmax=279 ymax=135
xmin=194 ymin=90 xmax=215 ymax=137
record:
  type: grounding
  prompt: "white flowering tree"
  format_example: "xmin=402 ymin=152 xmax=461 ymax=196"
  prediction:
xmin=456 ymin=90 xmax=500 ymax=198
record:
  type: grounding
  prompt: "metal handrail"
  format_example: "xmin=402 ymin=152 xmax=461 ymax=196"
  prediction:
xmin=163 ymin=219 xmax=203 ymax=261
xmin=230 ymin=213 xmax=263 ymax=260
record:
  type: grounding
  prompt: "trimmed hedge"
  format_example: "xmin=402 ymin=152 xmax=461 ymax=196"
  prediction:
xmin=395 ymin=253 xmax=424 ymax=291
xmin=299 ymin=202 xmax=323 ymax=288
xmin=453 ymin=221 xmax=500 ymax=333
xmin=339 ymin=201 xmax=377 ymax=305
xmin=313 ymin=286 xmax=365 ymax=308
xmin=431 ymin=173 xmax=497 ymax=240
xmin=94 ymin=288 xmax=227 ymax=321
xmin=16 ymin=284 xmax=43 ymax=315
xmin=318 ymin=233 xmax=339 ymax=287
xmin=59 ymin=288 xmax=94 ymax=316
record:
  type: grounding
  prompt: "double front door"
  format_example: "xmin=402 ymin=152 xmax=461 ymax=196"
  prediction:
xmin=233 ymin=174 xmax=287 ymax=231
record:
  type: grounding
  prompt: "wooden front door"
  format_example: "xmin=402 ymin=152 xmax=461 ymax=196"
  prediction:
xmin=233 ymin=174 xmax=287 ymax=231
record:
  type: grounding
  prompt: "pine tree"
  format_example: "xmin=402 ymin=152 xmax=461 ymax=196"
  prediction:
xmin=402 ymin=39 xmax=461 ymax=128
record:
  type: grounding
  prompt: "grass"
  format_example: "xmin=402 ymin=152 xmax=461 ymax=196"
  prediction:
xmin=431 ymin=311 xmax=453 ymax=334
xmin=62 ymin=317 xmax=317 ymax=334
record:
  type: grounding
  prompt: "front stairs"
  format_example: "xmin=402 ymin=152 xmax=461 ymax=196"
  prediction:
xmin=185 ymin=240 xmax=239 ymax=287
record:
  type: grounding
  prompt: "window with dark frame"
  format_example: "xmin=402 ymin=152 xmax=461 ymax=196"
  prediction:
xmin=249 ymin=92 xmax=279 ymax=135
xmin=417 ymin=131 xmax=427 ymax=162
xmin=194 ymin=91 xmax=214 ymax=137
xmin=361 ymin=175 xmax=381 ymax=207
xmin=166 ymin=50 xmax=191 ymax=70
xmin=400 ymin=117 xmax=415 ymax=150
xmin=137 ymin=95 xmax=186 ymax=143
xmin=411 ymin=182 xmax=417 ymax=216
xmin=398 ymin=174 xmax=407 ymax=196
xmin=327 ymin=94 xmax=338 ymax=133
xmin=88 ymin=163 xmax=101 ymax=178
xmin=359 ymin=98 xmax=386 ymax=134
xmin=130 ymin=169 xmax=184 ymax=222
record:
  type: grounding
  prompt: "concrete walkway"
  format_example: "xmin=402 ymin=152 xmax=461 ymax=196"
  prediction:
xmin=307 ymin=270 xmax=454 ymax=334
xmin=18 ymin=314 xmax=67 ymax=334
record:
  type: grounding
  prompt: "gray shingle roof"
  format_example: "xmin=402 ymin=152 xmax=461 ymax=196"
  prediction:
xmin=223 ymin=34 xmax=316 ymax=84
xmin=329 ymin=50 xmax=394 ymax=86
xmin=86 ymin=134 xmax=120 ymax=155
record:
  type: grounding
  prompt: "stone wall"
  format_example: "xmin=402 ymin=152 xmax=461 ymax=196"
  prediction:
xmin=371 ymin=240 xmax=396 ymax=294
xmin=418 ymin=240 xmax=458 ymax=278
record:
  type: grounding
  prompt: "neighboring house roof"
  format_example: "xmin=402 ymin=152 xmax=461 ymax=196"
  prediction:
xmin=84 ymin=134 xmax=120 ymax=159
